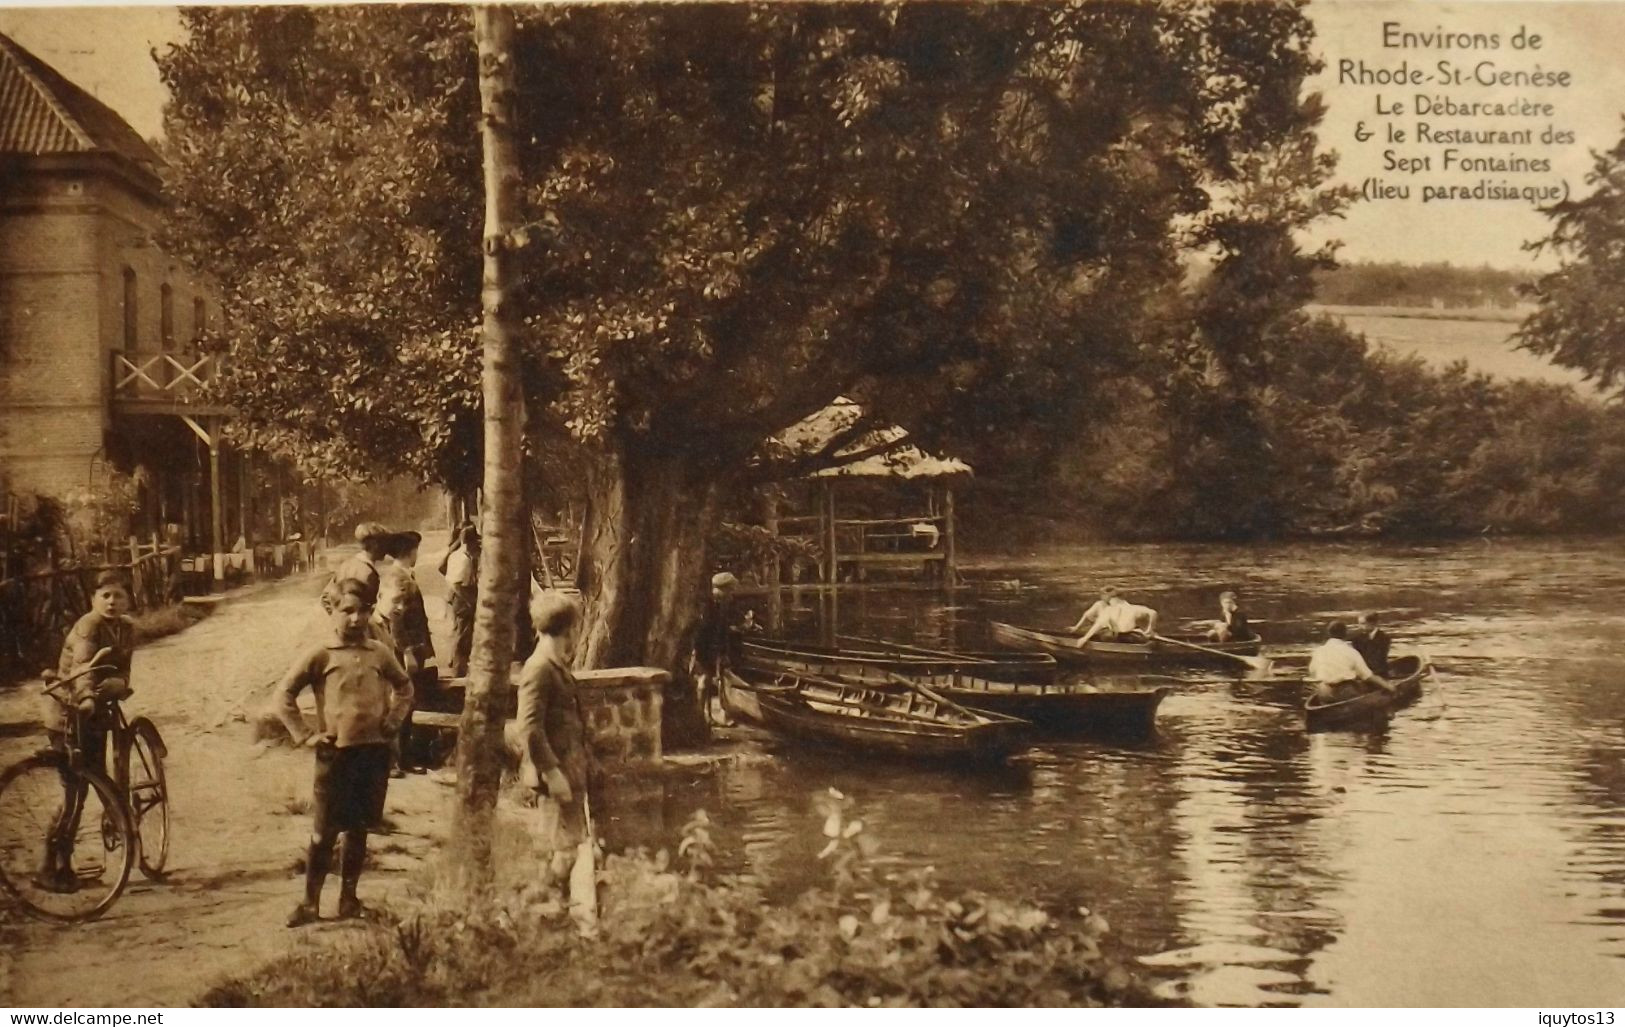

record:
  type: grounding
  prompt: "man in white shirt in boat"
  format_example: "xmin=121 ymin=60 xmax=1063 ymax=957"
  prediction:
xmin=1071 ymin=587 xmax=1159 ymax=647
xmin=1307 ymin=620 xmax=1393 ymax=702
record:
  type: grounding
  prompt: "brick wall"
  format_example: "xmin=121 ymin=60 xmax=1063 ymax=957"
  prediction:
xmin=0 ymin=172 xmax=105 ymax=497
xmin=0 ymin=162 xmax=218 ymax=502
xmin=575 ymin=667 xmax=668 ymax=771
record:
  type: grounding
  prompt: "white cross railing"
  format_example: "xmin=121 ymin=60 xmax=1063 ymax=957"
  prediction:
xmin=111 ymin=349 xmax=220 ymax=401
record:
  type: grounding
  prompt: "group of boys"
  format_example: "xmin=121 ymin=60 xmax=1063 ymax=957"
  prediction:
xmin=276 ymin=520 xmax=587 ymax=928
xmin=40 ymin=520 xmax=587 ymax=926
xmin=1068 ymin=585 xmax=1397 ymax=699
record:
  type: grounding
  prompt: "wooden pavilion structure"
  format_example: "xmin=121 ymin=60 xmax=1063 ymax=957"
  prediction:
xmin=768 ymin=399 xmax=971 ymax=588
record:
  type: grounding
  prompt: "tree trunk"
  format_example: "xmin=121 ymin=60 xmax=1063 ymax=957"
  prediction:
xmin=456 ymin=3 xmax=525 ymax=887
xmin=576 ymin=445 xmax=720 ymax=747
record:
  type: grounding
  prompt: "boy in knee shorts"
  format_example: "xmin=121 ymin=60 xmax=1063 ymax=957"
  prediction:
xmin=277 ymin=577 xmax=413 ymax=926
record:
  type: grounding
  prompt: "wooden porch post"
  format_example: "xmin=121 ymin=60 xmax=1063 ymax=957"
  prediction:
xmin=239 ymin=448 xmax=256 ymax=575
xmin=316 ymin=480 xmax=328 ymax=544
xmin=274 ymin=462 xmax=287 ymax=541
xmin=822 ymin=479 xmax=837 ymax=585
xmin=943 ymin=485 xmax=957 ymax=590
xmin=208 ymin=421 xmax=225 ymax=586
xmin=764 ymin=490 xmax=783 ymax=634
xmin=764 ymin=491 xmax=781 ymax=591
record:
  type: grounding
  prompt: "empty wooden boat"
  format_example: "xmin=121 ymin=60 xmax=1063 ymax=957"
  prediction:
xmin=743 ymin=636 xmax=1057 ymax=684
xmin=741 ymin=642 xmax=1162 ymax=736
xmin=723 ymin=669 xmax=1029 ymax=762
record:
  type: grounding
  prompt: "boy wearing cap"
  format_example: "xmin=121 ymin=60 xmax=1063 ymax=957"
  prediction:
xmin=513 ymin=591 xmax=594 ymax=924
xmin=380 ymin=530 xmax=436 ymax=773
xmin=336 ymin=522 xmax=389 ymax=597
xmin=694 ymin=572 xmax=743 ymax=727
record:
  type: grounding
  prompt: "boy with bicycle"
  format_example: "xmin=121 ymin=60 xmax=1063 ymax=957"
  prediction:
xmin=38 ymin=570 xmax=135 ymax=893
xmin=277 ymin=576 xmax=413 ymax=926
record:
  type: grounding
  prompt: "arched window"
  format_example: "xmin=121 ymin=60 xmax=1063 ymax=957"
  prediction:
xmin=122 ymin=268 xmax=137 ymax=348
xmin=160 ymin=284 xmax=174 ymax=349
xmin=192 ymin=297 xmax=206 ymax=343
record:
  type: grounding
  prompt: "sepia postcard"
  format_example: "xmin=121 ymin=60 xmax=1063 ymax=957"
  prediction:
xmin=0 ymin=0 xmax=1622 ymax=1013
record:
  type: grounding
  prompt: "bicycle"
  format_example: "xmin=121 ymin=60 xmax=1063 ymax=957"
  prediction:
xmin=0 ymin=660 xmax=170 ymax=922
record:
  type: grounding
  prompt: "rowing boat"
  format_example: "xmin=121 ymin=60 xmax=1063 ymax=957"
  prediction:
xmin=722 ymin=669 xmax=1028 ymax=762
xmin=740 ymin=640 xmax=1163 ymax=735
xmin=743 ymin=637 xmax=1057 ymax=684
xmin=989 ymin=621 xmax=1262 ymax=667
xmin=1303 ymin=655 xmax=1430 ymax=731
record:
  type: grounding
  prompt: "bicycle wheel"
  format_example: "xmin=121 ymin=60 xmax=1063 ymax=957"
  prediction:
xmin=118 ymin=718 xmax=170 ymax=879
xmin=0 ymin=754 xmax=134 ymax=923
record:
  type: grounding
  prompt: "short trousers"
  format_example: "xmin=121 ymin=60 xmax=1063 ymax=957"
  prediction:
xmin=311 ymin=742 xmax=391 ymax=835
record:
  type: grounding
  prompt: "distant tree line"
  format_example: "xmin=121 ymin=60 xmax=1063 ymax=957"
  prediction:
xmin=1313 ymin=261 xmax=1533 ymax=309
xmin=1025 ymin=317 xmax=1625 ymax=540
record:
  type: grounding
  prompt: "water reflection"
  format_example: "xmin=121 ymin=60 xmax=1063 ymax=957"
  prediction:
xmin=624 ymin=538 xmax=1625 ymax=1005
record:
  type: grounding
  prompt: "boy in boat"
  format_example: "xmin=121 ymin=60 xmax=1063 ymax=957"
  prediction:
xmin=278 ymin=577 xmax=413 ymax=927
xmin=1307 ymin=620 xmax=1392 ymax=702
xmin=511 ymin=591 xmax=595 ymax=927
xmin=37 ymin=570 xmax=136 ymax=893
xmin=1207 ymin=591 xmax=1255 ymax=643
xmin=1350 ymin=612 xmax=1392 ymax=677
xmin=1072 ymin=588 xmax=1159 ymax=646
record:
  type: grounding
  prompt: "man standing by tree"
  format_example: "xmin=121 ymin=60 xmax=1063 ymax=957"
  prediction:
xmin=439 ymin=523 xmax=480 ymax=677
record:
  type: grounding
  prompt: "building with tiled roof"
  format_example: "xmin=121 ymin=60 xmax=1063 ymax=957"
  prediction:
xmin=1 ymin=31 xmax=278 ymax=582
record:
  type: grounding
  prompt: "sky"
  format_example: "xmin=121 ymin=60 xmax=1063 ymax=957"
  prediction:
xmin=3 ymin=1 xmax=1623 ymax=271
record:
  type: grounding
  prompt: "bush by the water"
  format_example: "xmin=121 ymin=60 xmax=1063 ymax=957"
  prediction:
xmin=199 ymin=793 xmax=1156 ymax=1008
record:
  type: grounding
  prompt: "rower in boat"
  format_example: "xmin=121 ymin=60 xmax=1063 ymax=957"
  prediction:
xmin=1207 ymin=590 xmax=1257 ymax=643
xmin=1071 ymin=588 xmax=1159 ymax=647
xmin=1351 ymin=612 xmax=1392 ymax=677
xmin=1307 ymin=620 xmax=1392 ymax=702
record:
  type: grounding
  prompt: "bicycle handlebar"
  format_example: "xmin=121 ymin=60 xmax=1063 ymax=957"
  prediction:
xmin=42 ymin=662 xmax=119 ymax=698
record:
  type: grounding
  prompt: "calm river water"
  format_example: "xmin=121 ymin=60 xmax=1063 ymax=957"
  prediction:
xmin=608 ymin=537 xmax=1625 ymax=1006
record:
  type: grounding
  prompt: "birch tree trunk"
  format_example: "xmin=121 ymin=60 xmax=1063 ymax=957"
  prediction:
xmin=456 ymin=3 xmax=524 ymax=885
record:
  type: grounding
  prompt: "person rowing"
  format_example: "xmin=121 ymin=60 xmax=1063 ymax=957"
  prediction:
xmin=1350 ymin=611 xmax=1392 ymax=677
xmin=1071 ymin=587 xmax=1159 ymax=647
xmin=1306 ymin=620 xmax=1392 ymax=702
xmin=1207 ymin=590 xmax=1257 ymax=643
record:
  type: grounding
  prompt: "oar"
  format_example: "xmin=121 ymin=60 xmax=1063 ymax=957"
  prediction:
xmin=1152 ymin=633 xmax=1273 ymax=674
xmin=836 ymin=633 xmax=996 ymax=665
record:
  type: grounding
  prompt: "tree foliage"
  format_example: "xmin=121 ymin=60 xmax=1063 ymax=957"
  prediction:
xmin=1518 ymin=125 xmax=1625 ymax=392
xmin=160 ymin=1 xmax=1337 ymax=484
xmin=1050 ymin=316 xmax=1625 ymax=539
xmin=158 ymin=2 xmax=1345 ymax=677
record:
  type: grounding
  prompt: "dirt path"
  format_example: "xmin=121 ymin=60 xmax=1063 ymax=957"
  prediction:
xmin=0 ymin=566 xmax=459 ymax=1007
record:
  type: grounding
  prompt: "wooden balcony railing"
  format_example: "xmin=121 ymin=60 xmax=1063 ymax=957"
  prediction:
xmin=110 ymin=349 xmax=225 ymax=408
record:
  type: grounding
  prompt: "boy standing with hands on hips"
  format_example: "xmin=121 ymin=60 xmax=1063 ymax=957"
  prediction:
xmin=277 ymin=577 xmax=413 ymax=926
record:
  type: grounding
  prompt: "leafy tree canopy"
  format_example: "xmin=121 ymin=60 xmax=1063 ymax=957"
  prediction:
xmin=159 ymin=1 xmax=1336 ymax=492
xmin=1519 ymin=124 xmax=1625 ymax=392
